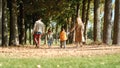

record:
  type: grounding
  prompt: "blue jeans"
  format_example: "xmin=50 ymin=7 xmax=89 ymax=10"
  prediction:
xmin=48 ymin=39 xmax=53 ymax=46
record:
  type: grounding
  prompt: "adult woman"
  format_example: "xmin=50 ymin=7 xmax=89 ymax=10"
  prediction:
xmin=70 ymin=16 xmax=85 ymax=47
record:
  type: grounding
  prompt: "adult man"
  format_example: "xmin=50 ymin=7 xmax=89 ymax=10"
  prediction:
xmin=33 ymin=17 xmax=45 ymax=48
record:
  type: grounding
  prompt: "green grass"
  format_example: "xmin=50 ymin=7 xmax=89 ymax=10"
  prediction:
xmin=0 ymin=54 xmax=120 ymax=68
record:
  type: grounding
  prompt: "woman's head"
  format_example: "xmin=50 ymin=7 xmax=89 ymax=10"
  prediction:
xmin=77 ymin=16 xmax=83 ymax=25
xmin=61 ymin=27 xmax=65 ymax=31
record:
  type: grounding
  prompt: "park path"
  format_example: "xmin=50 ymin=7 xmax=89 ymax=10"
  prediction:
xmin=0 ymin=45 xmax=120 ymax=58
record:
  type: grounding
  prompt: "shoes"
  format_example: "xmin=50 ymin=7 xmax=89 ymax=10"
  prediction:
xmin=35 ymin=43 xmax=40 ymax=48
xmin=35 ymin=46 xmax=39 ymax=48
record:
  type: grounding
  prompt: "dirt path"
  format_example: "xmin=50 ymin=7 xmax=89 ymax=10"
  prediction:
xmin=0 ymin=45 xmax=120 ymax=58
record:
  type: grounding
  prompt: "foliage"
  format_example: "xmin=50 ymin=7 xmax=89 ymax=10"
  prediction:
xmin=22 ymin=0 xmax=83 ymax=26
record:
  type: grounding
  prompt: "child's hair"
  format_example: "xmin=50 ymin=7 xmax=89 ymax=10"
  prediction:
xmin=61 ymin=27 xmax=65 ymax=32
xmin=48 ymin=27 xmax=52 ymax=33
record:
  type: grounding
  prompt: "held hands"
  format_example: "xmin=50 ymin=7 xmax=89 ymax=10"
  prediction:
xmin=67 ymin=32 xmax=70 ymax=35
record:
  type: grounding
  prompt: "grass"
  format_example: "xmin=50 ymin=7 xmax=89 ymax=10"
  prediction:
xmin=0 ymin=54 xmax=120 ymax=68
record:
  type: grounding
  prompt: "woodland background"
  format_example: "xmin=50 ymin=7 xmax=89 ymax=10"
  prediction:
xmin=0 ymin=0 xmax=120 ymax=46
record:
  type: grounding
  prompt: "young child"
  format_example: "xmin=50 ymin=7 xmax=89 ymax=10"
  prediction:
xmin=60 ymin=27 xmax=67 ymax=48
xmin=47 ymin=28 xmax=53 ymax=48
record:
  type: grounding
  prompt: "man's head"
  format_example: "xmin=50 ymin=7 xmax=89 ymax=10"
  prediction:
xmin=37 ymin=16 xmax=42 ymax=20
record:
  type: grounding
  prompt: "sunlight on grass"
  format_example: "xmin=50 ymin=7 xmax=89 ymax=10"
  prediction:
xmin=0 ymin=54 xmax=120 ymax=68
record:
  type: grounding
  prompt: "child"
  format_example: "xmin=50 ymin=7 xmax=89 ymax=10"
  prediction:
xmin=60 ymin=27 xmax=67 ymax=48
xmin=47 ymin=28 xmax=53 ymax=48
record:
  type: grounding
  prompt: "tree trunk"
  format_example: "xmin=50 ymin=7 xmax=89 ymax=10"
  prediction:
xmin=2 ymin=0 xmax=8 ymax=46
xmin=69 ymin=16 xmax=75 ymax=43
xmin=82 ymin=0 xmax=87 ymax=23
xmin=72 ymin=15 xmax=75 ymax=43
xmin=94 ymin=0 xmax=101 ymax=42
xmin=72 ymin=3 xmax=80 ymax=43
xmin=19 ymin=1 xmax=25 ymax=45
xmin=0 ymin=0 xmax=2 ymax=45
xmin=25 ymin=27 xmax=27 ymax=44
xmin=76 ymin=3 xmax=80 ymax=17
xmin=84 ymin=0 xmax=91 ymax=41
xmin=112 ymin=0 xmax=120 ymax=45
xmin=44 ymin=26 xmax=48 ymax=45
xmin=9 ymin=0 xmax=19 ymax=46
xmin=103 ymin=0 xmax=112 ymax=45
xmin=29 ymin=26 xmax=32 ymax=44
xmin=66 ymin=18 xmax=69 ymax=44
xmin=55 ymin=24 xmax=59 ymax=44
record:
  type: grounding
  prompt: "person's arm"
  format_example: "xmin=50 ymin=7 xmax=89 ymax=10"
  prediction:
xmin=81 ymin=23 xmax=85 ymax=42
xmin=42 ymin=22 xmax=45 ymax=34
xmin=70 ymin=23 xmax=77 ymax=32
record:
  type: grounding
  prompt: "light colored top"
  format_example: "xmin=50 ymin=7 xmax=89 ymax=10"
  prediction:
xmin=33 ymin=19 xmax=45 ymax=34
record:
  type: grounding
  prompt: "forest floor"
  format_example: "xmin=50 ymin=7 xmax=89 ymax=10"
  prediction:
xmin=0 ymin=44 xmax=120 ymax=58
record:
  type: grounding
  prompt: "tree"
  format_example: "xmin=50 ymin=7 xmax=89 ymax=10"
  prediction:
xmin=93 ymin=0 xmax=101 ymax=42
xmin=0 ymin=0 xmax=2 ymax=45
xmin=9 ymin=0 xmax=19 ymax=46
xmin=18 ymin=0 xmax=25 ymax=45
xmin=82 ymin=0 xmax=88 ymax=39
xmin=2 ymin=0 xmax=8 ymax=46
xmin=82 ymin=0 xmax=87 ymax=23
xmin=112 ymin=0 xmax=120 ymax=45
xmin=103 ymin=0 xmax=112 ymax=45
xmin=84 ymin=0 xmax=91 ymax=41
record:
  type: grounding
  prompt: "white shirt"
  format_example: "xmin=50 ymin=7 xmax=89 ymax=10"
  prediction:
xmin=33 ymin=19 xmax=45 ymax=33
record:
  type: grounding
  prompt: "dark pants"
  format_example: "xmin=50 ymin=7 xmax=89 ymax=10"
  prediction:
xmin=60 ymin=40 xmax=66 ymax=48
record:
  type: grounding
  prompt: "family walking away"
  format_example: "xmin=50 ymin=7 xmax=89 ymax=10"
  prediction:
xmin=32 ymin=16 xmax=85 ymax=48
